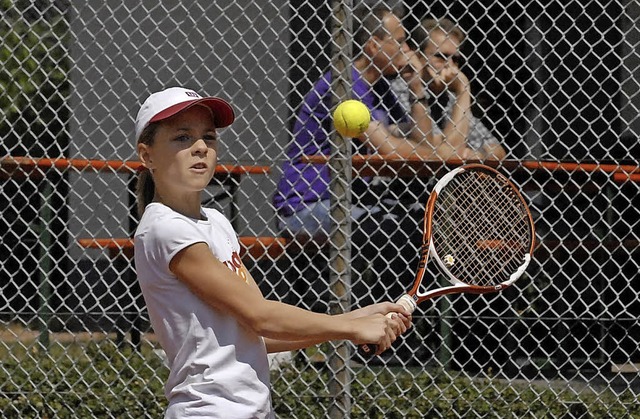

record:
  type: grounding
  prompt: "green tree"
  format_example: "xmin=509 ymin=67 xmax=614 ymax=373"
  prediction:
xmin=0 ymin=0 xmax=71 ymax=157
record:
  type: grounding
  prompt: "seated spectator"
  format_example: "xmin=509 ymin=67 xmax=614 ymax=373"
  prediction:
xmin=273 ymin=5 xmax=450 ymax=241
xmin=272 ymin=5 xmax=438 ymax=310
xmin=392 ymin=17 xmax=506 ymax=160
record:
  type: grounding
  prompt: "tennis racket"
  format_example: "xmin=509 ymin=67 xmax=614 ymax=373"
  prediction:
xmin=360 ymin=163 xmax=535 ymax=356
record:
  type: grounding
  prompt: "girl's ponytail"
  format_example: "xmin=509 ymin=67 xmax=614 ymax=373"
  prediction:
xmin=136 ymin=168 xmax=155 ymax=218
xmin=135 ymin=123 xmax=158 ymax=217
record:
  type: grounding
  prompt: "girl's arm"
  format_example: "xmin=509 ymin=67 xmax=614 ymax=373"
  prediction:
xmin=169 ymin=243 xmax=410 ymax=354
xmin=261 ymin=302 xmax=412 ymax=354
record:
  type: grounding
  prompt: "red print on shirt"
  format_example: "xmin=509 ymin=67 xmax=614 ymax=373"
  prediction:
xmin=223 ymin=251 xmax=248 ymax=282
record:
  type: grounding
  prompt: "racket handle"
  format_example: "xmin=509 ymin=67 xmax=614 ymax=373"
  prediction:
xmin=358 ymin=294 xmax=417 ymax=358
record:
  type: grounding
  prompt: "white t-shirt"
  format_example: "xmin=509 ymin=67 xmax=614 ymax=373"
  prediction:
xmin=134 ymin=203 xmax=273 ymax=419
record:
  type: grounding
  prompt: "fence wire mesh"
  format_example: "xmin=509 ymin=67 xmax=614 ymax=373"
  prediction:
xmin=1 ymin=0 xmax=639 ymax=417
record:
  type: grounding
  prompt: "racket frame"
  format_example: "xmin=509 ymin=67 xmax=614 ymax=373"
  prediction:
xmin=407 ymin=164 xmax=535 ymax=307
xmin=359 ymin=164 xmax=535 ymax=356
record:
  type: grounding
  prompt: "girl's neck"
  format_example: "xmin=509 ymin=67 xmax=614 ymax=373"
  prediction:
xmin=153 ymin=191 xmax=204 ymax=220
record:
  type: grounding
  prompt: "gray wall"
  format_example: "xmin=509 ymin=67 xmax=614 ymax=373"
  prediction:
xmin=67 ymin=0 xmax=292 ymax=257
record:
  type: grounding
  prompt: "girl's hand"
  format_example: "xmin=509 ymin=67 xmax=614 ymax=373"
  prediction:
xmin=346 ymin=302 xmax=413 ymax=354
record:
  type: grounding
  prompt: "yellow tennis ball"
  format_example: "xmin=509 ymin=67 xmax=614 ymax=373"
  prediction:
xmin=333 ymin=100 xmax=371 ymax=137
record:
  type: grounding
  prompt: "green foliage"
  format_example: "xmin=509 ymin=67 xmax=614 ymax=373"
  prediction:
xmin=1 ymin=342 xmax=639 ymax=417
xmin=0 ymin=341 xmax=168 ymax=418
xmin=271 ymin=364 xmax=640 ymax=418
xmin=0 ymin=0 xmax=71 ymax=156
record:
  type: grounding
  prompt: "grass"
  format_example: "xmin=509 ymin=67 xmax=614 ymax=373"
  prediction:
xmin=0 ymin=324 xmax=638 ymax=418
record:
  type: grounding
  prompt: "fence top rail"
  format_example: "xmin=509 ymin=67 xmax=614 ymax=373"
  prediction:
xmin=300 ymin=154 xmax=639 ymax=174
xmin=0 ymin=156 xmax=270 ymax=178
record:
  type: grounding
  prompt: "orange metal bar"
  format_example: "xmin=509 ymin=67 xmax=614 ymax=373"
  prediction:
xmin=613 ymin=172 xmax=640 ymax=183
xmin=301 ymin=155 xmax=639 ymax=176
xmin=78 ymin=237 xmax=289 ymax=259
xmin=518 ymin=160 xmax=639 ymax=175
xmin=1 ymin=156 xmax=270 ymax=176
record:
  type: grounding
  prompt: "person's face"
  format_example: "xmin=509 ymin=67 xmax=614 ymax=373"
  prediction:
xmin=422 ymin=29 xmax=463 ymax=77
xmin=138 ymin=105 xmax=218 ymax=197
xmin=371 ymin=13 xmax=411 ymax=77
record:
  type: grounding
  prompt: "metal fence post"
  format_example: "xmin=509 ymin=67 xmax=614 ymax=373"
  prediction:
xmin=328 ymin=0 xmax=353 ymax=417
xmin=37 ymin=179 xmax=54 ymax=350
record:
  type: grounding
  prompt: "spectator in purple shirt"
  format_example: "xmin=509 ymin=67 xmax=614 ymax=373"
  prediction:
xmin=274 ymin=5 xmax=445 ymax=239
xmin=272 ymin=5 xmax=447 ymax=315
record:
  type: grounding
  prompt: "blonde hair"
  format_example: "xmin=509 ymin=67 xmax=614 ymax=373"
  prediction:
xmin=413 ymin=18 xmax=466 ymax=50
xmin=136 ymin=123 xmax=158 ymax=217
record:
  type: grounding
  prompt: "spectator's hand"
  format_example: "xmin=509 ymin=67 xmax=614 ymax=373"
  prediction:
xmin=447 ymin=65 xmax=470 ymax=96
xmin=425 ymin=62 xmax=469 ymax=96
xmin=401 ymin=51 xmax=428 ymax=96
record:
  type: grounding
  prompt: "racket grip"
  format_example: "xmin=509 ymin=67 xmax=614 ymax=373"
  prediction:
xmin=358 ymin=295 xmax=417 ymax=358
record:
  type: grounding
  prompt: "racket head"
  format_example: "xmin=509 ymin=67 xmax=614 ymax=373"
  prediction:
xmin=413 ymin=164 xmax=535 ymax=303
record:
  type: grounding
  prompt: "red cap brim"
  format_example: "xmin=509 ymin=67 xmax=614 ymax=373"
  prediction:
xmin=149 ymin=97 xmax=235 ymax=128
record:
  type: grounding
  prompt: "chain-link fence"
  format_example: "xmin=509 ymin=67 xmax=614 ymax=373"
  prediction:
xmin=1 ymin=0 xmax=639 ymax=417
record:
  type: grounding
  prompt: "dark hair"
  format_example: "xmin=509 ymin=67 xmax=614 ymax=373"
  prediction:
xmin=412 ymin=18 xmax=466 ymax=51
xmin=136 ymin=123 xmax=158 ymax=217
xmin=353 ymin=5 xmax=403 ymax=57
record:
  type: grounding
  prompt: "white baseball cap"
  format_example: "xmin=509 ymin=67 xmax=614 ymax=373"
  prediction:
xmin=135 ymin=86 xmax=235 ymax=141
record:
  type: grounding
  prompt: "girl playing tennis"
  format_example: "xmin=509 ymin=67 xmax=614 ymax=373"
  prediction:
xmin=133 ymin=86 xmax=411 ymax=418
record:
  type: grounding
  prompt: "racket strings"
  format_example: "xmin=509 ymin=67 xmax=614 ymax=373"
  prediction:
xmin=432 ymin=170 xmax=532 ymax=287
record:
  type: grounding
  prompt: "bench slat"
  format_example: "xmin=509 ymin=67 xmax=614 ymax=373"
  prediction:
xmin=78 ymin=237 xmax=289 ymax=260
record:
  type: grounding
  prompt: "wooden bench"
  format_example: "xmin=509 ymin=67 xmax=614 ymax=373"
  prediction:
xmin=78 ymin=236 xmax=291 ymax=260
xmin=77 ymin=236 xmax=292 ymax=350
xmin=0 ymin=156 xmax=272 ymax=230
